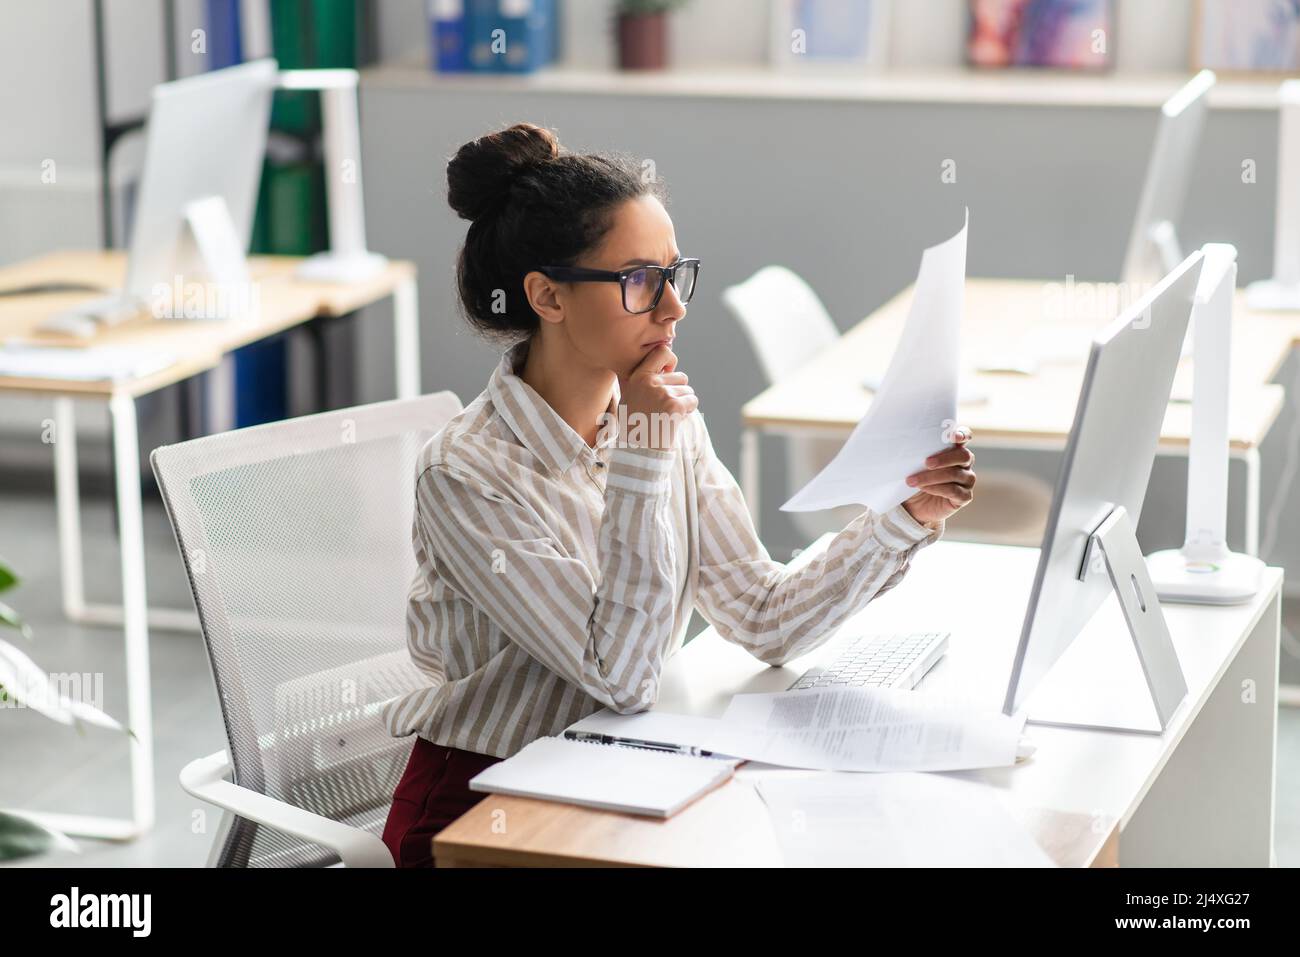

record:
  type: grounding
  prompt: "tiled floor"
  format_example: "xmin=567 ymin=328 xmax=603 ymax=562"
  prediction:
xmin=1 ymin=489 xmax=1296 ymax=866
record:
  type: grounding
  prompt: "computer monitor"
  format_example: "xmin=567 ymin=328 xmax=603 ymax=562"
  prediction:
xmin=126 ymin=58 xmax=276 ymax=304
xmin=1119 ymin=70 xmax=1215 ymax=287
xmin=46 ymin=59 xmax=276 ymax=333
xmin=1003 ymin=250 xmax=1205 ymax=734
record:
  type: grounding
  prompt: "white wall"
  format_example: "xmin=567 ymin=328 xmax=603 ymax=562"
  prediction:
xmin=0 ymin=2 xmax=100 ymax=262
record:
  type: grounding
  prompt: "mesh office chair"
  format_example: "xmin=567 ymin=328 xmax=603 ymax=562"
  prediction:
xmin=153 ymin=392 xmax=462 ymax=867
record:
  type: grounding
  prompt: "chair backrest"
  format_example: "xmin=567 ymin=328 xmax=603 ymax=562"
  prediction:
xmin=721 ymin=265 xmax=841 ymax=385
xmin=152 ymin=392 xmax=461 ymax=867
xmin=723 ymin=266 xmax=854 ymax=542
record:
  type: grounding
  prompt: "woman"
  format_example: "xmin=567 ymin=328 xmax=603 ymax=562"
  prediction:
xmin=379 ymin=122 xmax=976 ymax=867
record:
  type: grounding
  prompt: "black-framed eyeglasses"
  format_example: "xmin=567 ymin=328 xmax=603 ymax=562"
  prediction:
xmin=535 ymin=258 xmax=700 ymax=314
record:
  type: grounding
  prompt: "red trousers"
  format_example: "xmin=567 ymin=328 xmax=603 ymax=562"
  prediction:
xmin=381 ymin=735 xmax=503 ymax=868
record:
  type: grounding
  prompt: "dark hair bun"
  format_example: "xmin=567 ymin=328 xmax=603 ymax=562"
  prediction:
xmin=447 ymin=122 xmax=561 ymax=222
xmin=448 ymin=122 xmax=667 ymax=344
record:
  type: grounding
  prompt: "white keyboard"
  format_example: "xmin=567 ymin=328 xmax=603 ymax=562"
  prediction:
xmin=789 ymin=631 xmax=949 ymax=691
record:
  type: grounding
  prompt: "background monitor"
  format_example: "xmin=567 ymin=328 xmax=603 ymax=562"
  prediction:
xmin=38 ymin=59 xmax=277 ymax=335
xmin=124 ymin=58 xmax=277 ymax=306
xmin=1119 ymin=70 xmax=1215 ymax=287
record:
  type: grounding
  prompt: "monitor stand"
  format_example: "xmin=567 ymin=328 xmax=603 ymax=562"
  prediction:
xmin=38 ymin=195 xmax=254 ymax=337
xmin=144 ymin=196 xmax=256 ymax=321
xmin=1021 ymin=506 xmax=1189 ymax=735
xmin=180 ymin=196 xmax=252 ymax=288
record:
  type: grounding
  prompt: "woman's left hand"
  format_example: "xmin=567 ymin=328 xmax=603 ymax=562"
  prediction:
xmin=901 ymin=428 xmax=976 ymax=528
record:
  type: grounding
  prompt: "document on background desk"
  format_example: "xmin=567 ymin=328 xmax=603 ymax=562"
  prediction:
xmin=782 ymin=209 xmax=968 ymax=513
xmin=754 ymin=772 xmax=1056 ymax=867
xmin=0 ymin=345 xmax=176 ymax=381
xmin=696 ymin=685 xmax=1025 ymax=772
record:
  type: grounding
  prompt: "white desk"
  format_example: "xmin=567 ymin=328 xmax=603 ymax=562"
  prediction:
xmin=658 ymin=539 xmax=1281 ymax=867
xmin=437 ymin=538 xmax=1280 ymax=866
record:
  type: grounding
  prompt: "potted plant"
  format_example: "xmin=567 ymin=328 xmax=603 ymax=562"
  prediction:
xmin=615 ymin=0 xmax=690 ymax=71
xmin=0 ymin=558 xmax=133 ymax=862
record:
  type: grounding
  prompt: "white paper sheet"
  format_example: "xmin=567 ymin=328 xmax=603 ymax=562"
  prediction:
xmin=0 ymin=345 xmax=176 ymax=382
xmin=753 ymin=771 xmax=1056 ymax=867
xmin=698 ymin=685 xmax=1025 ymax=772
xmin=782 ymin=209 xmax=968 ymax=513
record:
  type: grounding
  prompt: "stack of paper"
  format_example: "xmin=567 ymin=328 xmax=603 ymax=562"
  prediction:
xmin=704 ymin=685 xmax=1025 ymax=772
xmin=570 ymin=684 xmax=1026 ymax=774
xmin=753 ymin=772 xmax=1056 ymax=867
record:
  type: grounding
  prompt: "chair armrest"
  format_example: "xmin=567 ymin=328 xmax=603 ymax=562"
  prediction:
xmin=180 ymin=750 xmax=394 ymax=868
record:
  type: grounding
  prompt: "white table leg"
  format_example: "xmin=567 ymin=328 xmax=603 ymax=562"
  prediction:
xmin=1118 ymin=587 xmax=1279 ymax=866
xmin=53 ymin=397 xmax=85 ymax=620
xmin=204 ymin=354 xmax=238 ymax=435
xmin=108 ymin=392 xmax=155 ymax=835
xmin=18 ymin=395 xmax=159 ymax=842
xmin=741 ymin=425 xmax=760 ymax=537
xmin=394 ymin=275 xmax=421 ymax=399
xmin=50 ymin=395 xmax=199 ymax=633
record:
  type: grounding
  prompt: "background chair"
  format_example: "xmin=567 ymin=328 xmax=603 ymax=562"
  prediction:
xmin=724 ymin=265 xmax=1052 ymax=549
xmin=723 ymin=265 xmax=862 ymax=542
xmin=153 ymin=392 xmax=461 ymax=867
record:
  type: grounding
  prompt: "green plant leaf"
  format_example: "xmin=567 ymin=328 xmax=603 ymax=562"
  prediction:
xmin=0 ymin=638 xmax=129 ymax=733
xmin=0 ymin=562 xmax=16 ymax=593
xmin=0 ymin=811 xmax=79 ymax=862
xmin=0 ymin=599 xmax=33 ymax=640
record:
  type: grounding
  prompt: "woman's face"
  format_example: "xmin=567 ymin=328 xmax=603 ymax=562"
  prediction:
xmin=536 ymin=194 xmax=687 ymax=380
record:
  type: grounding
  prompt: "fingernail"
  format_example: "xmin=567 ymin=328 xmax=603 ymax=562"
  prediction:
xmin=907 ymin=476 xmax=918 ymax=486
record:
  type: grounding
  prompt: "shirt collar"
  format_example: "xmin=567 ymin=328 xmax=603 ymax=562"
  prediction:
xmin=488 ymin=340 xmax=621 ymax=477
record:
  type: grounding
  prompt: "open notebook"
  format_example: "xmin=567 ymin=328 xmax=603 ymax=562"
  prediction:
xmin=467 ymin=736 xmax=740 ymax=818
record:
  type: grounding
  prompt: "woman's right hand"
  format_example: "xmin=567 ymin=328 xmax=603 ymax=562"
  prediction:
xmin=617 ymin=344 xmax=698 ymax=450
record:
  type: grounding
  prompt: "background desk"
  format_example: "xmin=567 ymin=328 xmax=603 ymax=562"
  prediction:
xmin=740 ymin=278 xmax=1300 ymax=554
xmin=434 ymin=540 xmax=1281 ymax=867
xmin=0 ymin=250 xmax=419 ymax=840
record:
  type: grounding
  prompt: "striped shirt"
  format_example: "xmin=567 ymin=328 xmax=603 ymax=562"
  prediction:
xmin=381 ymin=340 xmax=943 ymax=758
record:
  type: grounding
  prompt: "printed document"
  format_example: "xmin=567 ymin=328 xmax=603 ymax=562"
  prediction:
xmin=783 ymin=210 xmax=968 ymax=513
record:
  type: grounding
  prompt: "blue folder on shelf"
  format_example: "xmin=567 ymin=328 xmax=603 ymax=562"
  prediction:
xmin=428 ymin=0 xmax=468 ymax=72
xmin=461 ymin=0 xmax=555 ymax=74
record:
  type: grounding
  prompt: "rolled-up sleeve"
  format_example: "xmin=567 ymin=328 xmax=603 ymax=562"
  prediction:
xmin=689 ymin=413 xmax=942 ymax=666
xmin=416 ymin=446 xmax=679 ymax=714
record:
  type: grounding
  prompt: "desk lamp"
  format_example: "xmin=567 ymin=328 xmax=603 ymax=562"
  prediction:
xmin=277 ymin=70 xmax=388 ymax=283
xmin=1147 ymin=243 xmax=1265 ymax=604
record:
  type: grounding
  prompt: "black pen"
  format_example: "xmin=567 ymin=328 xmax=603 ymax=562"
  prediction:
xmin=563 ymin=729 xmax=720 ymax=757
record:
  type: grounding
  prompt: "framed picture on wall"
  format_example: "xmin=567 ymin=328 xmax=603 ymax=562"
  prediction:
xmin=966 ymin=0 xmax=1115 ymax=71
xmin=769 ymin=0 xmax=892 ymax=72
xmin=1193 ymin=0 xmax=1300 ymax=76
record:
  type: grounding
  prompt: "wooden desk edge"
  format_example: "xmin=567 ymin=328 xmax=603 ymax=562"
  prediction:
xmin=738 ymin=412 xmax=1277 ymax=453
xmin=0 ymin=254 xmax=418 ymax=399
xmin=432 ymin=793 xmax=1120 ymax=869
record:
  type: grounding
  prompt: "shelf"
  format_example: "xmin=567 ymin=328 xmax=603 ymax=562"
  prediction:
xmin=362 ymin=58 xmax=1286 ymax=111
